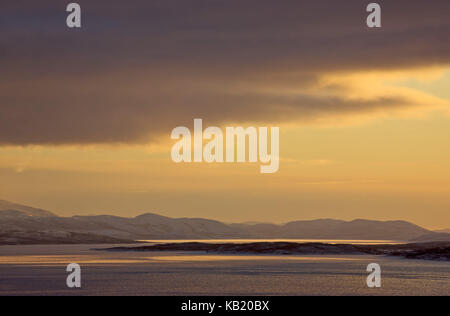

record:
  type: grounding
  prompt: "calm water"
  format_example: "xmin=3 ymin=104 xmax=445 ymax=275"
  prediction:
xmin=0 ymin=243 xmax=448 ymax=296
xmin=139 ymin=239 xmax=401 ymax=245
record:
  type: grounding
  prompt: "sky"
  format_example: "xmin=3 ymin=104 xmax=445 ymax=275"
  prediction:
xmin=1 ymin=0 xmax=450 ymax=229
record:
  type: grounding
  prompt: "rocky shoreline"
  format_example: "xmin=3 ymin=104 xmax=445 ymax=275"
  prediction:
xmin=102 ymin=241 xmax=450 ymax=261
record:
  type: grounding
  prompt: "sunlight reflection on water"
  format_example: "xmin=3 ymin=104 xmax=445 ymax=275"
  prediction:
xmin=138 ymin=239 xmax=402 ymax=245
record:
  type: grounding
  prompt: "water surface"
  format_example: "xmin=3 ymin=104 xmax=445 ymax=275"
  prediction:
xmin=139 ymin=239 xmax=402 ymax=245
xmin=0 ymin=244 xmax=448 ymax=296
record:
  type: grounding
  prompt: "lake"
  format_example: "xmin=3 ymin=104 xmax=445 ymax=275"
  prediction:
xmin=0 ymin=243 xmax=448 ymax=296
xmin=139 ymin=239 xmax=402 ymax=245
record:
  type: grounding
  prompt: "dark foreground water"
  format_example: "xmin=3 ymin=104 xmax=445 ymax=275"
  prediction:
xmin=0 ymin=244 xmax=449 ymax=296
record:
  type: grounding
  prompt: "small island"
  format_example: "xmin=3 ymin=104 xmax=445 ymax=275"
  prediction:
xmin=101 ymin=241 xmax=450 ymax=262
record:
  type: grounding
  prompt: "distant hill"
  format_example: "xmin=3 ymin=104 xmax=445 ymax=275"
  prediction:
xmin=232 ymin=219 xmax=431 ymax=241
xmin=0 ymin=200 xmax=56 ymax=217
xmin=0 ymin=230 xmax=134 ymax=245
xmin=435 ymin=229 xmax=450 ymax=234
xmin=411 ymin=232 xmax=450 ymax=242
xmin=0 ymin=199 xmax=444 ymax=244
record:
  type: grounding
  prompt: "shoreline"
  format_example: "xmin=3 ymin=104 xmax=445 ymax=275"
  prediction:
xmin=100 ymin=241 xmax=450 ymax=262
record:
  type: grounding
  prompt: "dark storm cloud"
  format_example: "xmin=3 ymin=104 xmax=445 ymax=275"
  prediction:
xmin=0 ymin=0 xmax=449 ymax=145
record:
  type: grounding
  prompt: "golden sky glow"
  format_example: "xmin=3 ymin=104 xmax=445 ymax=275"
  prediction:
xmin=1 ymin=67 xmax=450 ymax=229
xmin=1 ymin=1 xmax=450 ymax=229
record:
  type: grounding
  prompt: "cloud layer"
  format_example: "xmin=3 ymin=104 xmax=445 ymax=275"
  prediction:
xmin=1 ymin=0 xmax=449 ymax=145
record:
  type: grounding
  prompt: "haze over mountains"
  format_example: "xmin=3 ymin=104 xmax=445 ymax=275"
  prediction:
xmin=0 ymin=200 xmax=56 ymax=217
xmin=0 ymin=200 xmax=449 ymax=245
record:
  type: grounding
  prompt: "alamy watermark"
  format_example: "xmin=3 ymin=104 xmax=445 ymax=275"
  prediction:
xmin=66 ymin=3 xmax=81 ymax=28
xmin=66 ymin=263 xmax=81 ymax=288
xmin=65 ymin=2 xmax=381 ymax=29
xmin=171 ymin=119 xmax=280 ymax=174
xmin=366 ymin=263 xmax=381 ymax=288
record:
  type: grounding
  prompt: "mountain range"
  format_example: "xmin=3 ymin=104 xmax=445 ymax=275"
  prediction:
xmin=1 ymin=199 xmax=449 ymax=245
xmin=0 ymin=199 xmax=56 ymax=217
xmin=435 ymin=228 xmax=450 ymax=234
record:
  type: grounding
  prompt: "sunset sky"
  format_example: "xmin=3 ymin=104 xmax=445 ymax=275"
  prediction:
xmin=1 ymin=0 xmax=450 ymax=229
